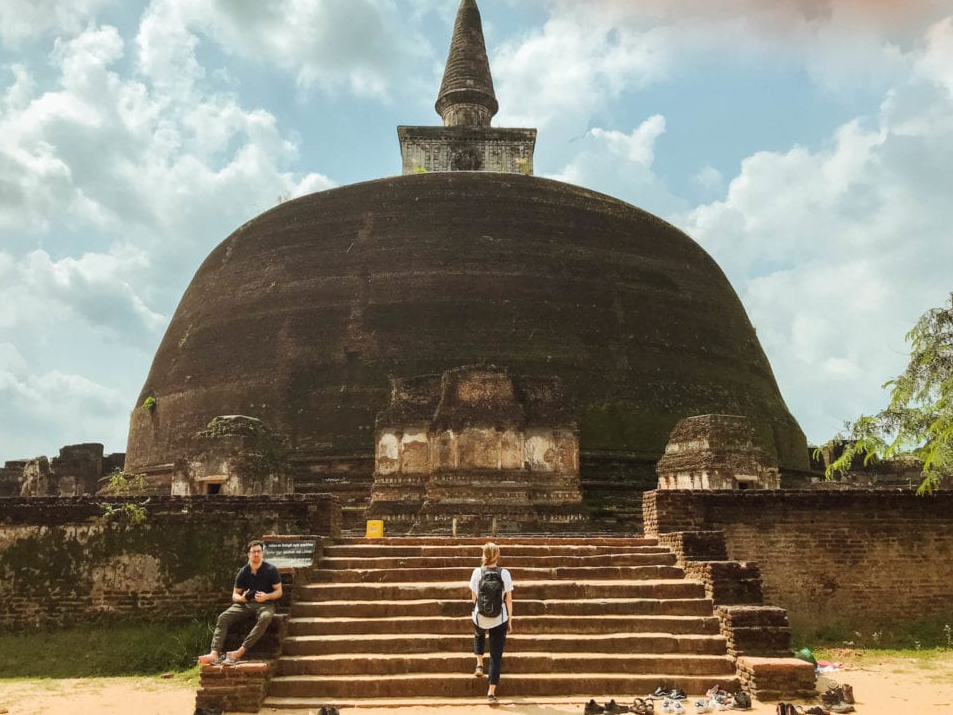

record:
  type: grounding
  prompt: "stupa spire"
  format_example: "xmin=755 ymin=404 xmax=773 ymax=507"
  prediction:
xmin=435 ymin=0 xmax=499 ymax=127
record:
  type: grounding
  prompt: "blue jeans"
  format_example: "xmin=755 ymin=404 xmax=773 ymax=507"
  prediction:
xmin=473 ymin=621 xmax=508 ymax=685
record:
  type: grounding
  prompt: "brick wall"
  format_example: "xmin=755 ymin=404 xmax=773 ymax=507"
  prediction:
xmin=0 ymin=495 xmax=341 ymax=629
xmin=643 ymin=489 xmax=953 ymax=634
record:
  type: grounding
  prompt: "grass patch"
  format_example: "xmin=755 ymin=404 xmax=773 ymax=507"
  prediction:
xmin=791 ymin=617 xmax=953 ymax=651
xmin=0 ymin=618 xmax=213 ymax=678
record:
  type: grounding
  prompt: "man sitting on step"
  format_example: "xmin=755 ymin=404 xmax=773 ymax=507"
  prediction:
xmin=197 ymin=539 xmax=283 ymax=665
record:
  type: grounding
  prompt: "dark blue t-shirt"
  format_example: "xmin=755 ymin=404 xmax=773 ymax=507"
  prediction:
xmin=234 ymin=561 xmax=280 ymax=601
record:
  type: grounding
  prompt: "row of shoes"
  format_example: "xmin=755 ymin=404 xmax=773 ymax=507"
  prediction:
xmin=584 ymin=687 xmax=753 ymax=715
xmin=775 ymin=683 xmax=856 ymax=715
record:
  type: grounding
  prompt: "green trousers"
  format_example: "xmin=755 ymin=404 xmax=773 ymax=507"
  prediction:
xmin=210 ymin=602 xmax=275 ymax=653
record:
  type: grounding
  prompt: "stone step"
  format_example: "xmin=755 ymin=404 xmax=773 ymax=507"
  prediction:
xmin=286 ymin=614 xmax=721 ymax=637
xmin=324 ymin=541 xmax=661 ymax=558
xmin=306 ymin=564 xmax=684 ymax=583
xmin=294 ymin=579 xmax=706 ymax=602
xmin=281 ymin=632 xmax=728 ymax=656
xmin=319 ymin=551 xmax=677 ymax=569
xmin=265 ymin=672 xmax=740 ymax=700
xmin=290 ymin=596 xmax=715 ymax=619
xmin=332 ymin=537 xmax=658 ymax=546
xmin=276 ymin=652 xmax=736 ymax=677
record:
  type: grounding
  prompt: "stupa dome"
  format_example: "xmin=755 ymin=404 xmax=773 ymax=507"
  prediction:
xmin=126 ymin=172 xmax=808 ymax=478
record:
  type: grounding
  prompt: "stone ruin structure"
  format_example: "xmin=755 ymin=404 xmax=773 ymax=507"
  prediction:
xmin=368 ymin=365 xmax=585 ymax=532
xmin=1 ymin=443 xmax=125 ymax=497
xmin=121 ymin=0 xmax=809 ymax=520
xmin=171 ymin=415 xmax=291 ymax=496
xmin=656 ymin=414 xmax=781 ymax=490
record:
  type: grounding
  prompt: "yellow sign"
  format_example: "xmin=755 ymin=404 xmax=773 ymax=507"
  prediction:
xmin=365 ymin=520 xmax=384 ymax=538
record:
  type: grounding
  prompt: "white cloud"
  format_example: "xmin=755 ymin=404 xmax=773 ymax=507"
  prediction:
xmin=0 ymin=16 xmax=336 ymax=459
xmin=493 ymin=0 xmax=949 ymax=140
xmin=136 ymin=0 xmax=430 ymax=99
xmin=494 ymin=11 xmax=669 ymax=132
xmin=546 ymin=115 xmax=688 ymax=216
xmin=676 ymin=17 xmax=953 ymax=443
xmin=0 ymin=0 xmax=112 ymax=47
xmin=0 ymin=365 xmax=129 ymax=461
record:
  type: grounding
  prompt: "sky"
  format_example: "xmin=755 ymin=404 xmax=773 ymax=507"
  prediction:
xmin=2 ymin=0 xmax=952 ymax=462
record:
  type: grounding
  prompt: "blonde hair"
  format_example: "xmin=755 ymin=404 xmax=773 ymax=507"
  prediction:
xmin=481 ymin=542 xmax=500 ymax=566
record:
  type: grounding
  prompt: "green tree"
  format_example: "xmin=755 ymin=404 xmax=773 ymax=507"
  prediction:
xmin=824 ymin=292 xmax=952 ymax=494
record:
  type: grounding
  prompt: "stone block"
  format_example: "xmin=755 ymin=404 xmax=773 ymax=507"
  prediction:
xmin=735 ymin=656 xmax=816 ymax=700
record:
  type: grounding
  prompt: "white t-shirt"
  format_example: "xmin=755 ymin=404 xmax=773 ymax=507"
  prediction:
xmin=469 ymin=566 xmax=514 ymax=629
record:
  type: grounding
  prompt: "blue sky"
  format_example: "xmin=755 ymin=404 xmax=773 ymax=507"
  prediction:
xmin=2 ymin=0 xmax=952 ymax=462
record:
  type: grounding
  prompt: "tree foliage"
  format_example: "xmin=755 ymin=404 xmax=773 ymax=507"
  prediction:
xmin=824 ymin=292 xmax=953 ymax=494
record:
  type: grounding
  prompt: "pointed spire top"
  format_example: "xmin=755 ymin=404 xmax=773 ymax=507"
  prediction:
xmin=435 ymin=0 xmax=499 ymax=127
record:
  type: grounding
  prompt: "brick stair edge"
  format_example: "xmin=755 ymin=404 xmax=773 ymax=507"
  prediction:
xmin=196 ymin=660 xmax=277 ymax=713
xmin=656 ymin=531 xmax=813 ymax=699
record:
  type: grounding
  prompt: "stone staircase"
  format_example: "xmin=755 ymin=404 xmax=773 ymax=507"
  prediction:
xmin=263 ymin=536 xmax=739 ymax=709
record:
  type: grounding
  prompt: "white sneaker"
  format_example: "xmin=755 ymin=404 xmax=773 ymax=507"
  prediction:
xmin=694 ymin=699 xmax=712 ymax=714
xmin=662 ymin=699 xmax=675 ymax=714
xmin=672 ymin=701 xmax=686 ymax=714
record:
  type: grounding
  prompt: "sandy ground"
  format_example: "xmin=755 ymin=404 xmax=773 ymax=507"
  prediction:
xmin=1 ymin=652 xmax=951 ymax=715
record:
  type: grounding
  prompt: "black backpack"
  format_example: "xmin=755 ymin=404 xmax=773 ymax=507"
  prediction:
xmin=477 ymin=567 xmax=505 ymax=617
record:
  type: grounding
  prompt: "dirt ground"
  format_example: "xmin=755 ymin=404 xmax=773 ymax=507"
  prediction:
xmin=1 ymin=652 xmax=950 ymax=715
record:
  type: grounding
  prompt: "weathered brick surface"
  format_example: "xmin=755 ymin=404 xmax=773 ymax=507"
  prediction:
xmin=0 ymin=495 xmax=340 ymax=628
xmin=658 ymin=531 xmax=729 ymax=562
xmin=716 ymin=606 xmax=792 ymax=658
xmin=735 ymin=656 xmax=816 ymax=700
xmin=644 ymin=489 xmax=953 ymax=632
xmin=196 ymin=661 xmax=275 ymax=713
xmin=685 ymin=560 xmax=764 ymax=605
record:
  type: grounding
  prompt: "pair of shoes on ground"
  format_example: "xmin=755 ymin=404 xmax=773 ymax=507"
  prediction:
xmin=584 ymin=699 xmax=638 ymax=714
xmin=317 ymin=706 xmax=340 ymax=715
xmin=821 ymin=684 xmax=854 ymax=705
xmin=661 ymin=698 xmax=686 ymax=714
xmin=652 ymin=687 xmax=687 ymax=700
xmin=778 ymin=704 xmax=847 ymax=715
xmin=704 ymin=685 xmax=751 ymax=710
xmin=820 ymin=683 xmax=855 ymax=713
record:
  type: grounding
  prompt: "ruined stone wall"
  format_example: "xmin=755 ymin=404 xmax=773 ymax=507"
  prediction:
xmin=643 ymin=489 xmax=953 ymax=635
xmin=0 ymin=495 xmax=340 ymax=629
